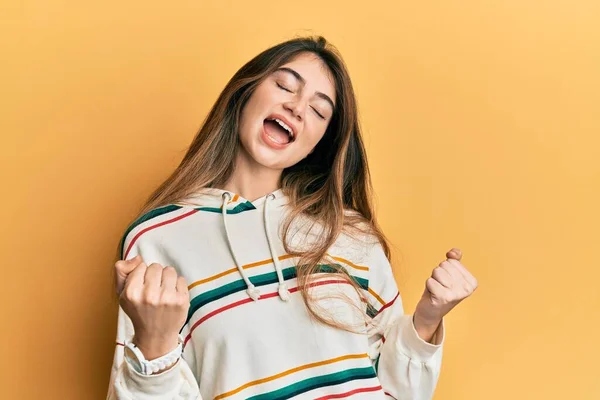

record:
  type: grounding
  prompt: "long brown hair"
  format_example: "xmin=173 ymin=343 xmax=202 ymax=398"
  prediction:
xmin=114 ymin=35 xmax=392 ymax=333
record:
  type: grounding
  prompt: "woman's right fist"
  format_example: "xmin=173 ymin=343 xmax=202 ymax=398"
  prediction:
xmin=114 ymin=256 xmax=190 ymax=358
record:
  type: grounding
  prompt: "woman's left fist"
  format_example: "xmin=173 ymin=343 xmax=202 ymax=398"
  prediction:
xmin=414 ymin=248 xmax=478 ymax=326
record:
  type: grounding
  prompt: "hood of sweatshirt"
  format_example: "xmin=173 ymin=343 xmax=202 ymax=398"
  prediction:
xmin=178 ymin=187 xmax=292 ymax=302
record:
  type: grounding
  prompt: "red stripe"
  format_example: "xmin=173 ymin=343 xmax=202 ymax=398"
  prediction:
xmin=314 ymin=385 xmax=383 ymax=400
xmin=384 ymin=392 xmax=397 ymax=399
xmin=375 ymin=292 xmax=399 ymax=317
xmin=124 ymin=209 xmax=199 ymax=259
xmin=116 ymin=342 xmax=124 ymax=347
xmin=183 ymin=280 xmax=350 ymax=348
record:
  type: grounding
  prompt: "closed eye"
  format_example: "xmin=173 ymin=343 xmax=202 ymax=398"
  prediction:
xmin=312 ymin=107 xmax=325 ymax=119
xmin=276 ymin=82 xmax=292 ymax=93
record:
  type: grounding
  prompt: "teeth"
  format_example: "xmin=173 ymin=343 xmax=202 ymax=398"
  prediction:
xmin=270 ymin=118 xmax=294 ymax=139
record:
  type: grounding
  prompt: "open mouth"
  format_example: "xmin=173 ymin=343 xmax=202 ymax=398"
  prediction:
xmin=263 ymin=117 xmax=295 ymax=145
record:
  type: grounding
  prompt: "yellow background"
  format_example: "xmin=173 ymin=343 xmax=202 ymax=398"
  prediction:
xmin=1 ymin=1 xmax=598 ymax=398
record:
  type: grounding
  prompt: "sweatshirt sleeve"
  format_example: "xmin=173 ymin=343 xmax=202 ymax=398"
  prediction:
xmin=106 ymin=221 xmax=203 ymax=400
xmin=364 ymin=240 xmax=445 ymax=400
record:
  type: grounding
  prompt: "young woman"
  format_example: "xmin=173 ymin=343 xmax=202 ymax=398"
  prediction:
xmin=107 ymin=36 xmax=477 ymax=400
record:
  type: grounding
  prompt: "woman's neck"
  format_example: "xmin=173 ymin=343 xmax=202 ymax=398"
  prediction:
xmin=222 ymin=150 xmax=283 ymax=202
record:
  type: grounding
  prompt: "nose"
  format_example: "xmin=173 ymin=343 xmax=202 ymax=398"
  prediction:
xmin=283 ymin=98 xmax=305 ymax=121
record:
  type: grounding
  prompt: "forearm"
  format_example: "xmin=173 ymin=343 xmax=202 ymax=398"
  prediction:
xmin=412 ymin=313 xmax=443 ymax=344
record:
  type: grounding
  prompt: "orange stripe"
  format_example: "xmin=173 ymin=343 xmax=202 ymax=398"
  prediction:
xmin=368 ymin=287 xmax=386 ymax=306
xmin=187 ymin=254 xmax=296 ymax=290
xmin=327 ymin=255 xmax=369 ymax=271
xmin=228 ymin=194 xmax=239 ymax=204
xmin=188 ymin=253 xmax=370 ymax=291
xmin=213 ymin=353 xmax=369 ymax=400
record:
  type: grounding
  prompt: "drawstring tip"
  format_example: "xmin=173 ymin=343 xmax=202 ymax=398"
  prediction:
xmin=278 ymin=283 xmax=291 ymax=302
xmin=246 ymin=286 xmax=261 ymax=302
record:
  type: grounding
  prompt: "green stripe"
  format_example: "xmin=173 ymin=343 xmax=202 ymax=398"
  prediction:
xmin=193 ymin=201 xmax=256 ymax=214
xmin=246 ymin=367 xmax=377 ymax=400
xmin=119 ymin=201 xmax=256 ymax=259
xmin=318 ymin=265 xmax=368 ymax=289
xmin=366 ymin=303 xmax=379 ymax=319
xmin=185 ymin=264 xmax=368 ymax=325
xmin=374 ymin=354 xmax=380 ymax=373
xmin=119 ymin=204 xmax=183 ymax=259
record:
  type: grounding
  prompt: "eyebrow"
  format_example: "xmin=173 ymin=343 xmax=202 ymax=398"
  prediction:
xmin=275 ymin=67 xmax=336 ymax=111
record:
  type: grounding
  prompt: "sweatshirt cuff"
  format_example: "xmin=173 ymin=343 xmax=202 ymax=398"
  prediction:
xmin=122 ymin=357 xmax=183 ymax=395
xmin=395 ymin=314 xmax=445 ymax=362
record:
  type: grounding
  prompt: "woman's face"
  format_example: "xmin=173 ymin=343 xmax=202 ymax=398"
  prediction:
xmin=238 ymin=52 xmax=337 ymax=170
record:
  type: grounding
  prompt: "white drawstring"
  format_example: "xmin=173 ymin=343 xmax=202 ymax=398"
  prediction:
xmin=264 ymin=193 xmax=291 ymax=301
xmin=221 ymin=192 xmax=260 ymax=301
xmin=220 ymin=191 xmax=290 ymax=302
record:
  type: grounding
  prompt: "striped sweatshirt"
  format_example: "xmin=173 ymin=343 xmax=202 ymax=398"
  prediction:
xmin=107 ymin=188 xmax=445 ymax=400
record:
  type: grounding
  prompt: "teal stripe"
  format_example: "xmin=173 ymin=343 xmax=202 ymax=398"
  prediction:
xmin=320 ymin=265 xmax=368 ymax=289
xmin=374 ymin=354 xmax=381 ymax=373
xmin=119 ymin=201 xmax=256 ymax=259
xmin=185 ymin=264 xmax=368 ymax=326
xmin=119 ymin=204 xmax=183 ymax=259
xmin=246 ymin=367 xmax=377 ymax=400
xmin=193 ymin=201 xmax=256 ymax=214
xmin=366 ymin=303 xmax=379 ymax=319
